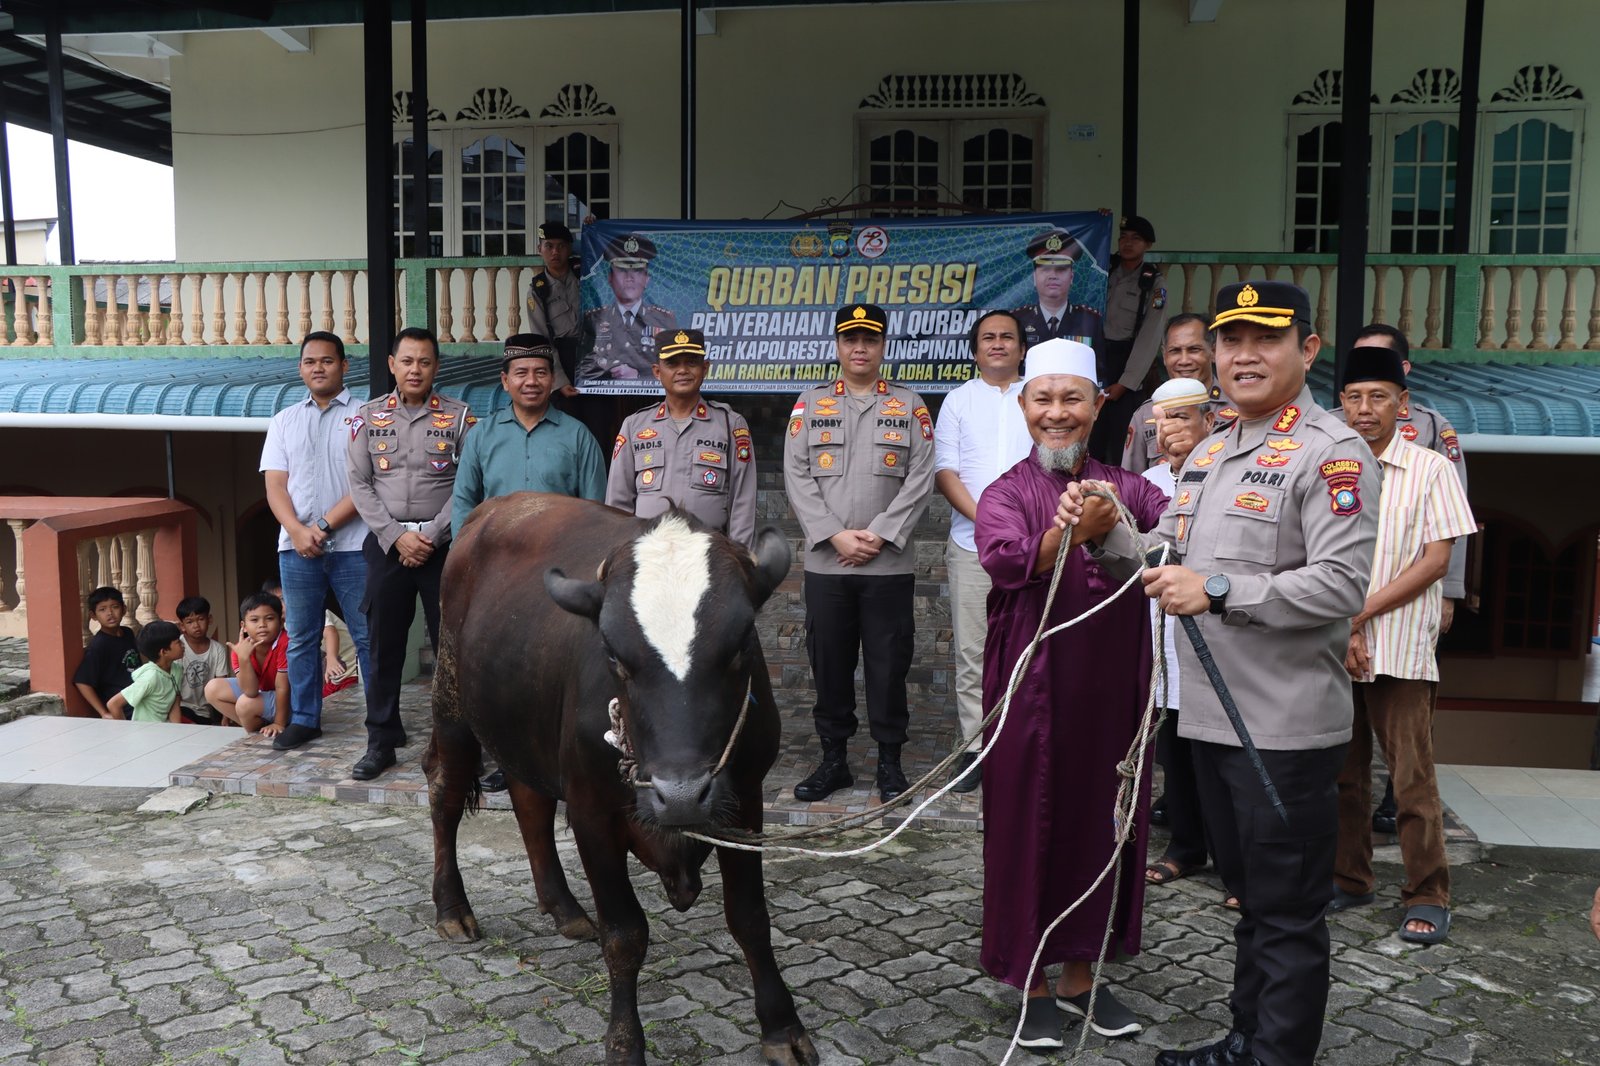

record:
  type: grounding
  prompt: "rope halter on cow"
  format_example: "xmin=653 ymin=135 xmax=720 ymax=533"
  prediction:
xmin=604 ymin=681 xmax=756 ymax=788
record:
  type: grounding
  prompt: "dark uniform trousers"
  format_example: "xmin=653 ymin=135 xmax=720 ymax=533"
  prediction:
xmin=1156 ymin=706 xmax=1210 ymax=869
xmin=1191 ymin=740 xmax=1347 ymax=1066
xmin=362 ymin=533 xmax=445 ymax=750
xmin=803 ymin=571 xmax=914 ymax=745
xmin=1088 ymin=337 xmax=1148 ymax=464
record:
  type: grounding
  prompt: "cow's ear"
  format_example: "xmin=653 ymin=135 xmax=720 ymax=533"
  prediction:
xmin=545 ymin=567 xmax=605 ymax=620
xmin=748 ymin=527 xmax=792 ymax=609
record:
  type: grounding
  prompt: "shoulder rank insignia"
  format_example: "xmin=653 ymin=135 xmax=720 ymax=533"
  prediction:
xmin=429 ymin=396 xmax=441 ymax=409
xmin=695 ymin=403 xmax=708 ymax=419
xmin=1319 ymin=459 xmax=1363 ymax=516
xmin=1176 ymin=514 xmax=1188 ymax=542
xmin=386 ymin=395 xmax=398 ymax=408
xmin=875 ymin=380 xmax=889 ymax=394
xmin=1175 ymin=490 xmax=1191 ymax=507
xmin=1273 ymin=405 xmax=1302 ymax=433
xmin=655 ymin=403 xmax=668 ymax=420
xmin=832 ymin=380 xmax=847 ymax=396
xmin=465 ymin=415 xmax=478 ymax=426
xmin=1400 ymin=424 xmax=1419 ymax=441
xmin=1206 ymin=440 xmax=1225 ymax=455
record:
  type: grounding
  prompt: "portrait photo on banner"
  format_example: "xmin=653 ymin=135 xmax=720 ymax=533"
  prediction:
xmin=572 ymin=212 xmax=1112 ymax=395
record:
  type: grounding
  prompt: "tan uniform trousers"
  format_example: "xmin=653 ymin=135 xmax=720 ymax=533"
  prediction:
xmin=946 ymin=541 xmax=991 ymax=753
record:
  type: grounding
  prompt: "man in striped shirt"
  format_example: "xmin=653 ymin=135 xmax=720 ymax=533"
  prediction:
xmin=1331 ymin=345 xmax=1476 ymax=945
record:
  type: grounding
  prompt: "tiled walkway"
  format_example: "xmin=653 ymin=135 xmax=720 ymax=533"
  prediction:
xmin=0 ymin=714 xmax=240 ymax=788
xmin=1437 ymin=763 xmax=1600 ymax=848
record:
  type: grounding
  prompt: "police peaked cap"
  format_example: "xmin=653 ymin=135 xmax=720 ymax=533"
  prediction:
xmin=835 ymin=304 xmax=888 ymax=334
xmin=1211 ymin=281 xmax=1312 ymax=331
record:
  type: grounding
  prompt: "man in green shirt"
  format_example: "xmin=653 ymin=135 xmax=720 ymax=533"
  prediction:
xmin=451 ymin=333 xmax=607 ymax=541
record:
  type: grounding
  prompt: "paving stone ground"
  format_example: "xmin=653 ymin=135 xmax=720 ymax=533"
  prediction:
xmin=1 ymin=784 xmax=1597 ymax=1065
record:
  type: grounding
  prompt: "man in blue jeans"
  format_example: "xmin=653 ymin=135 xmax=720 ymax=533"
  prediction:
xmin=260 ymin=330 xmax=374 ymax=750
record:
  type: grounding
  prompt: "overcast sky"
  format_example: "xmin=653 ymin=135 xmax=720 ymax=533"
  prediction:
xmin=5 ymin=123 xmax=176 ymax=262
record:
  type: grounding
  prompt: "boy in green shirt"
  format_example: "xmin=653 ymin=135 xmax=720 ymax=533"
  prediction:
xmin=107 ymin=621 xmax=185 ymax=724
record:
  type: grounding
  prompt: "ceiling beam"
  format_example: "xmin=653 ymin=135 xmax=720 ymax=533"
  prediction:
xmin=60 ymin=33 xmax=185 ymax=59
xmin=261 ymin=26 xmax=314 ymax=52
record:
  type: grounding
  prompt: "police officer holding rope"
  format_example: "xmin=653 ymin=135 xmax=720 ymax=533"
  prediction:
xmin=1077 ymin=281 xmax=1380 ymax=1066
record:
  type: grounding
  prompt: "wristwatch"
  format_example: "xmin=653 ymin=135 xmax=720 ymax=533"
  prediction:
xmin=314 ymin=516 xmax=332 ymax=534
xmin=1204 ymin=574 xmax=1230 ymax=616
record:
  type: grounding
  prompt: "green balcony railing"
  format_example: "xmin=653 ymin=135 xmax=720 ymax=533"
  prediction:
xmin=2 ymin=253 xmax=1599 ymax=365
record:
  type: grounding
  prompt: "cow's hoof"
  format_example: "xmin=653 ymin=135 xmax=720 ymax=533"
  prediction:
xmin=760 ymin=1026 xmax=819 ymax=1066
xmin=556 ymin=912 xmax=599 ymax=942
xmin=434 ymin=910 xmax=481 ymax=942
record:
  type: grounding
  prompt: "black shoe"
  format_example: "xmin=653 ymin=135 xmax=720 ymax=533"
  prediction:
xmin=1154 ymin=1030 xmax=1253 ymax=1066
xmin=1150 ymin=793 xmax=1169 ymax=827
xmin=271 ymin=723 xmax=322 ymax=750
xmin=949 ymin=751 xmax=981 ymax=794
xmin=480 ymin=769 xmax=508 ymax=793
xmin=351 ymin=748 xmax=396 ymax=781
xmin=1017 ymin=997 xmax=1063 ymax=1051
xmin=1372 ymin=778 xmax=1398 ymax=834
xmin=793 ymin=743 xmax=853 ymax=802
xmin=876 ymin=744 xmax=910 ymax=804
xmin=1056 ymin=988 xmax=1142 ymax=1038
xmin=396 ymin=732 xmax=409 ymax=749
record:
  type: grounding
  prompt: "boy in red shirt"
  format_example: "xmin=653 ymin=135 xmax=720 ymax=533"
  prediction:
xmin=205 ymin=592 xmax=291 ymax=736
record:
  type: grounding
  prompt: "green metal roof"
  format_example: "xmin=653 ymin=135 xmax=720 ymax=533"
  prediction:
xmin=0 ymin=356 xmax=508 ymax=418
xmin=0 ymin=354 xmax=1597 ymax=438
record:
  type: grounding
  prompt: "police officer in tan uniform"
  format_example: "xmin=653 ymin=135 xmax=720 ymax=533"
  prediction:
xmin=786 ymin=304 xmax=937 ymax=804
xmin=1091 ymin=215 xmax=1168 ymax=463
xmin=577 ymin=233 xmax=677 ymax=382
xmin=605 ymin=328 xmax=757 ymax=546
xmin=346 ymin=326 xmax=475 ymax=781
xmin=524 ymin=220 xmax=583 ymax=395
xmin=1121 ymin=313 xmax=1239 ymax=474
xmin=1013 ymin=228 xmax=1102 ymax=350
xmin=1079 ymin=281 xmax=1380 ymax=1066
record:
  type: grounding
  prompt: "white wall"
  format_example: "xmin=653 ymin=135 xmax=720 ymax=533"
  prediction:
xmin=165 ymin=0 xmax=1600 ymax=261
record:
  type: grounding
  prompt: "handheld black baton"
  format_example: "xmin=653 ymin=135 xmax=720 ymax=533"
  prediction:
xmin=1144 ymin=546 xmax=1291 ymax=827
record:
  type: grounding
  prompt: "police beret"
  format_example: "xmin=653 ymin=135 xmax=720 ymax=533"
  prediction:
xmin=1025 ymin=228 xmax=1087 ymax=265
xmin=1120 ymin=215 xmax=1156 ymax=243
xmin=835 ymin=304 xmax=888 ymax=334
xmin=1211 ymin=281 xmax=1312 ymax=331
xmin=1340 ymin=345 xmax=1407 ymax=390
xmin=537 ymin=221 xmax=573 ymax=243
xmin=502 ymin=333 xmax=556 ymax=371
xmin=604 ymin=233 xmax=658 ymax=269
xmin=656 ymin=328 xmax=707 ymax=359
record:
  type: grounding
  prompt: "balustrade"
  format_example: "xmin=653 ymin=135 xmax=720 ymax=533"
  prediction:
xmin=0 ymin=498 xmax=197 ymax=716
xmin=4 ymin=254 xmax=1598 ymax=361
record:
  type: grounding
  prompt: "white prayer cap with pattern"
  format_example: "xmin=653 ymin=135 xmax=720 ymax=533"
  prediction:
xmin=1021 ymin=338 xmax=1099 ymax=389
xmin=1151 ymin=377 xmax=1212 ymax=412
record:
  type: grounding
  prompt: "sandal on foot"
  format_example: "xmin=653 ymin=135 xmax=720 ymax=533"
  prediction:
xmin=1145 ymin=858 xmax=1197 ymax=885
xmin=1398 ymin=904 xmax=1450 ymax=944
xmin=1222 ymin=895 xmax=1240 ymax=910
xmin=1328 ymin=887 xmax=1377 ymax=913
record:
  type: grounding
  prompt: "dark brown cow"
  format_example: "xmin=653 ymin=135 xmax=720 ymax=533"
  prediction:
xmin=424 ymin=493 xmax=817 ymax=1066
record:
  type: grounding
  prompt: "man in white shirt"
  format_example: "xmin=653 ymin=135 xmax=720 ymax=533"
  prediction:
xmin=933 ymin=310 xmax=1035 ymax=791
xmin=259 ymin=331 xmax=373 ymax=751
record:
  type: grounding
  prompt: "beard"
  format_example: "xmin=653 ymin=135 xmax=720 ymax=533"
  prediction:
xmin=1036 ymin=441 xmax=1088 ymax=475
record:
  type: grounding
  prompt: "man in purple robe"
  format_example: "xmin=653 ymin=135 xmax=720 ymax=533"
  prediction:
xmin=974 ymin=338 xmax=1169 ymax=1050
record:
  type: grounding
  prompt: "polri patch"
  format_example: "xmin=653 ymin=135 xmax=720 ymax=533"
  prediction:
xmin=429 ymin=459 xmax=451 ymax=472
xmin=702 ymin=468 xmax=720 ymax=487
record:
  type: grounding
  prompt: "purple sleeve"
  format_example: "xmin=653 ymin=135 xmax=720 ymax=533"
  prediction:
xmin=975 ymin=472 xmax=1051 ymax=591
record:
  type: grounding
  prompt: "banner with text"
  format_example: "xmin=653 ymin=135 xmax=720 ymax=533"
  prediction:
xmin=573 ymin=212 xmax=1110 ymax=395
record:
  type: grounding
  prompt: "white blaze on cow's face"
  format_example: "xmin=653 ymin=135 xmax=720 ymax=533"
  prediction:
xmin=629 ymin=514 xmax=712 ymax=680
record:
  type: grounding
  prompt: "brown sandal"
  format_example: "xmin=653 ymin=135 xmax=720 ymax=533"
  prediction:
xmin=1144 ymin=858 xmax=1196 ymax=885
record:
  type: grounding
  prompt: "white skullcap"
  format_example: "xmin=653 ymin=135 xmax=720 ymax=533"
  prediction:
xmin=1150 ymin=377 xmax=1212 ymax=413
xmin=1021 ymin=338 xmax=1099 ymax=389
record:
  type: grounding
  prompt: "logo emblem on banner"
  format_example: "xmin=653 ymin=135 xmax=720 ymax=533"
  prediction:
xmin=856 ymin=226 xmax=889 ymax=259
xmin=828 ymin=221 xmax=853 ymax=259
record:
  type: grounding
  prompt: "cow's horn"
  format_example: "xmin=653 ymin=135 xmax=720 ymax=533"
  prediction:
xmin=546 ymin=567 xmax=605 ymax=620
xmin=748 ymin=527 xmax=792 ymax=609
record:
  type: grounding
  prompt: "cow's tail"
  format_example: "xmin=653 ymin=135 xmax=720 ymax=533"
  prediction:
xmin=426 ymin=634 xmax=485 ymax=815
